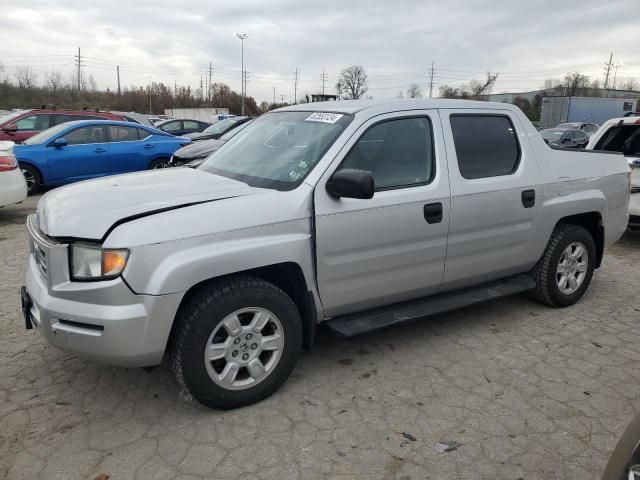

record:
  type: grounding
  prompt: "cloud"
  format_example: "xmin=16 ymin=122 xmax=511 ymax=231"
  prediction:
xmin=2 ymin=0 xmax=638 ymax=103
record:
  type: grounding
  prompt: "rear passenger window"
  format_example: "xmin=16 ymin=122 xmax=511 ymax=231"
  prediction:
xmin=339 ymin=117 xmax=434 ymax=190
xmin=450 ymin=115 xmax=520 ymax=179
xmin=108 ymin=126 xmax=141 ymax=142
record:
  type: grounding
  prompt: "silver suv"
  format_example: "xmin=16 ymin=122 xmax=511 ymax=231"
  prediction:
xmin=22 ymin=100 xmax=630 ymax=409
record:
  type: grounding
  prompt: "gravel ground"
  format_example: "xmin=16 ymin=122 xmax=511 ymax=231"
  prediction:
xmin=1 ymin=194 xmax=639 ymax=480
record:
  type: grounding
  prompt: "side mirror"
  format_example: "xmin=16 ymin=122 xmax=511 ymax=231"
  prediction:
xmin=2 ymin=123 xmax=17 ymax=133
xmin=52 ymin=137 xmax=68 ymax=148
xmin=326 ymin=169 xmax=374 ymax=199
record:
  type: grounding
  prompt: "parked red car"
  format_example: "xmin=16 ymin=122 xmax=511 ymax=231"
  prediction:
xmin=0 ymin=108 xmax=127 ymax=143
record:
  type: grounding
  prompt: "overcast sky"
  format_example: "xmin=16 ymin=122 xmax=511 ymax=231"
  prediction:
xmin=2 ymin=0 xmax=639 ymax=103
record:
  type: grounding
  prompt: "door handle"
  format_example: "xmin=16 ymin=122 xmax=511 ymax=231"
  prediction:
xmin=94 ymin=147 xmax=107 ymax=153
xmin=144 ymin=144 xmax=155 ymax=149
xmin=521 ymin=189 xmax=536 ymax=208
xmin=423 ymin=202 xmax=443 ymax=224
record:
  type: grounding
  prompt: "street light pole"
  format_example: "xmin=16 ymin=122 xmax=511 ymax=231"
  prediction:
xmin=146 ymin=74 xmax=152 ymax=114
xmin=235 ymin=33 xmax=249 ymax=115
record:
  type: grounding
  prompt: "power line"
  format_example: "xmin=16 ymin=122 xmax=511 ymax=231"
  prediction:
xmin=320 ymin=69 xmax=328 ymax=95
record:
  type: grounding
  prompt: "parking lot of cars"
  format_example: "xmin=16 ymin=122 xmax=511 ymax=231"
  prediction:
xmin=0 ymin=193 xmax=639 ymax=479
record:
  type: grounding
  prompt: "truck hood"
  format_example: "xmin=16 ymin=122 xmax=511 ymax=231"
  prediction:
xmin=37 ymin=168 xmax=260 ymax=240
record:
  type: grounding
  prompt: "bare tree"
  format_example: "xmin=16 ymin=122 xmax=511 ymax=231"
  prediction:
xmin=620 ymin=78 xmax=639 ymax=91
xmin=543 ymin=78 xmax=563 ymax=90
xmin=564 ymin=72 xmax=589 ymax=96
xmin=337 ymin=65 xmax=368 ymax=100
xmin=465 ymin=72 xmax=499 ymax=96
xmin=45 ymin=70 xmax=64 ymax=95
xmin=15 ymin=66 xmax=37 ymax=89
xmin=406 ymin=83 xmax=422 ymax=98
xmin=438 ymin=85 xmax=461 ymax=98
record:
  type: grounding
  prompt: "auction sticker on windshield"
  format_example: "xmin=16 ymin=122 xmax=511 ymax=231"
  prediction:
xmin=305 ymin=112 xmax=344 ymax=124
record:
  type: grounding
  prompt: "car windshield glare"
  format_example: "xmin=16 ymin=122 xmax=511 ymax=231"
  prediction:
xmin=541 ymin=130 xmax=564 ymax=140
xmin=23 ymin=124 xmax=69 ymax=145
xmin=203 ymin=118 xmax=240 ymax=135
xmin=199 ymin=111 xmax=352 ymax=190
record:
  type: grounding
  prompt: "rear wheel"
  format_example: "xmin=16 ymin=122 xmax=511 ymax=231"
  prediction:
xmin=170 ymin=276 xmax=303 ymax=410
xmin=20 ymin=164 xmax=41 ymax=195
xmin=148 ymin=158 xmax=171 ymax=169
xmin=532 ymin=224 xmax=596 ymax=307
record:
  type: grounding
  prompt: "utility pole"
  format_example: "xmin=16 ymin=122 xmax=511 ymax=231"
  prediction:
xmin=281 ymin=94 xmax=285 ymax=104
xmin=320 ymin=69 xmax=328 ymax=95
xmin=235 ymin=33 xmax=249 ymax=115
xmin=116 ymin=65 xmax=121 ymax=96
xmin=74 ymin=47 xmax=82 ymax=93
xmin=293 ymin=68 xmax=299 ymax=104
xmin=208 ymin=60 xmax=213 ymax=102
xmin=603 ymin=52 xmax=613 ymax=97
xmin=428 ymin=62 xmax=435 ymax=98
xmin=273 ymin=86 xmax=276 ymax=105
xmin=174 ymin=80 xmax=177 ymax=98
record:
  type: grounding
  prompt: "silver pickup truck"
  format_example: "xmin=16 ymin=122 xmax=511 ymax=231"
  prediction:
xmin=22 ymin=100 xmax=630 ymax=409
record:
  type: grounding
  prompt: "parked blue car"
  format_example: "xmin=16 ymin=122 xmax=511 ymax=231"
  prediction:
xmin=15 ymin=120 xmax=191 ymax=194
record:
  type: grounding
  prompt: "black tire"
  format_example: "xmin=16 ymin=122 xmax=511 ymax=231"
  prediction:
xmin=532 ymin=224 xmax=596 ymax=307
xmin=170 ymin=276 xmax=303 ymax=410
xmin=20 ymin=164 xmax=41 ymax=195
xmin=148 ymin=158 xmax=171 ymax=169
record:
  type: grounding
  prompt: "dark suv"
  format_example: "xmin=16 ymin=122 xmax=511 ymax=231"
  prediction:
xmin=0 ymin=108 xmax=127 ymax=143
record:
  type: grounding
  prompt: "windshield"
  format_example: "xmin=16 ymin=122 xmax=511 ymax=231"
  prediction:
xmin=557 ymin=123 xmax=579 ymax=130
xmin=541 ymin=129 xmax=565 ymax=141
xmin=594 ymin=124 xmax=640 ymax=157
xmin=23 ymin=123 xmax=69 ymax=145
xmin=199 ymin=111 xmax=352 ymax=190
xmin=220 ymin=120 xmax=252 ymax=141
xmin=0 ymin=110 xmax=26 ymax=126
xmin=202 ymin=118 xmax=243 ymax=135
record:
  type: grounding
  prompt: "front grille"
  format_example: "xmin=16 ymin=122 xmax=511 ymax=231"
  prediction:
xmin=27 ymin=214 xmax=57 ymax=280
xmin=34 ymin=244 xmax=47 ymax=277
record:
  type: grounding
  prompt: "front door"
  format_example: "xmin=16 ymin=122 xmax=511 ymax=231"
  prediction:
xmin=46 ymin=125 xmax=110 ymax=183
xmin=438 ymin=109 xmax=543 ymax=290
xmin=314 ymin=111 xmax=451 ymax=316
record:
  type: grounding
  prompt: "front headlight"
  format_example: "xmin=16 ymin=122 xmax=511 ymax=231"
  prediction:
xmin=70 ymin=243 xmax=129 ymax=280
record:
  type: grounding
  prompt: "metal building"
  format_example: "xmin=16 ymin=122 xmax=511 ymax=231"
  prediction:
xmin=540 ymin=96 xmax=637 ymax=128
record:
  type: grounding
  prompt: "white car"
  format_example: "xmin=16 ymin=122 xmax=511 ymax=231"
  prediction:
xmin=586 ymin=116 xmax=640 ymax=229
xmin=0 ymin=141 xmax=27 ymax=208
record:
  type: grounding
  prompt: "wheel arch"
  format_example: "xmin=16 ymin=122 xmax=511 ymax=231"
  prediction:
xmin=169 ymin=262 xmax=317 ymax=352
xmin=555 ymin=211 xmax=604 ymax=268
xmin=17 ymin=160 xmax=45 ymax=182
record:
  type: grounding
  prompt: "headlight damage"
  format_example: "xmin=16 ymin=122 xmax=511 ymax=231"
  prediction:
xmin=70 ymin=243 xmax=129 ymax=280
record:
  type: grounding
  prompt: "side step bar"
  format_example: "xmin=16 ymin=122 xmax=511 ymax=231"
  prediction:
xmin=325 ymin=273 xmax=536 ymax=338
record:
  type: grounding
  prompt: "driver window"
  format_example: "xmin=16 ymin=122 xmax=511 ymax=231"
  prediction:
xmin=339 ymin=117 xmax=434 ymax=190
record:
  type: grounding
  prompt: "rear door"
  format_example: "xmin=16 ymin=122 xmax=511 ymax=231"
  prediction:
xmin=439 ymin=109 xmax=542 ymax=290
xmin=314 ymin=111 xmax=450 ymax=316
xmin=107 ymin=125 xmax=153 ymax=173
xmin=45 ymin=125 xmax=110 ymax=182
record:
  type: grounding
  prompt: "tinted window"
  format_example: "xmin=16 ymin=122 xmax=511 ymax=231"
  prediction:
xmin=594 ymin=124 xmax=640 ymax=156
xmin=15 ymin=114 xmax=51 ymax=131
xmin=64 ymin=126 xmax=106 ymax=145
xmin=184 ymin=120 xmax=200 ymax=130
xmin=450 ymin=115 xmax=520 ymax=179
xmin=108 ymin=125 xmax=140 ymax=142
xmin=340 ymin=117 xmax=434 ymax=190
xmin=160 ymin=121 xmax=181 ymax=132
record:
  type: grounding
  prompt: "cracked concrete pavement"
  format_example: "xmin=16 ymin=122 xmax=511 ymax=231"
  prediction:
xmin=1 ymin=194 xmax=639 ymax=480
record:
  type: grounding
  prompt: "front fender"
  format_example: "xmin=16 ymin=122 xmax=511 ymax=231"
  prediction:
xmin=121 ymin=219 xmax=317 ymax=297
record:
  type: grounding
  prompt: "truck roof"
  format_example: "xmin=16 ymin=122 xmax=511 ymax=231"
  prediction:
xmin=276 ymin=98 xmax=522 ymax=115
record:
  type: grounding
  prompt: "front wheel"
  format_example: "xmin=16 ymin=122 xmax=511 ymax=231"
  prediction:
xmin=170 ymin=276 xmax=303 ymax=410
xmin=532 ymin=224 xmax=596 ymax=307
